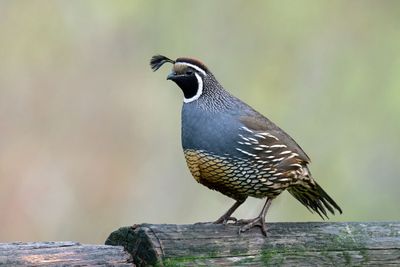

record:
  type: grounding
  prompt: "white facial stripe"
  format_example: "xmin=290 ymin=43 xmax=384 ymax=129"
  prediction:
xmin=176 ymin=62 xmax=207 ymax=76
xmin=183 ymin=73 xmax=203 ymax=103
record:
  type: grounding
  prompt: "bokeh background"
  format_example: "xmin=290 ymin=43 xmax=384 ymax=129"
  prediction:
xmin=1 ymin=1 xmax=399 ymax=244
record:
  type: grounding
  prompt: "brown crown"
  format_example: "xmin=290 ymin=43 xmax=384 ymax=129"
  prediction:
xmin=176 ymin=57 xmax=209 ymax=73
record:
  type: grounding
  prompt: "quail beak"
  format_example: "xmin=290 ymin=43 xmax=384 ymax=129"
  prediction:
xmin=167 ymin=72 xmax=178 ymax=81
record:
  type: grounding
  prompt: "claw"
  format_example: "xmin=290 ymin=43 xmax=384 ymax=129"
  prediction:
xmin=238 ymin=216 xmax=267 ymax=236
xmin=237 ymin=198 xmax=272 ymax=237
xmin=213 ymin=200 xmax=245 ymax=225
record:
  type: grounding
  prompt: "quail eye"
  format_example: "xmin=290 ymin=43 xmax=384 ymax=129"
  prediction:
xmin=186 ymin=70 xmax=194 ymax=75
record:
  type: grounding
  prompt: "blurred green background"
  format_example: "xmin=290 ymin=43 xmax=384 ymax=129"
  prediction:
xmin=0 ymin=1 xmax=399 ymax=244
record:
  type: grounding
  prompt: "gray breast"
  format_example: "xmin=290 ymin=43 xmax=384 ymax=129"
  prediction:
xmin=181 ymin=103 xmax=244 ymax=157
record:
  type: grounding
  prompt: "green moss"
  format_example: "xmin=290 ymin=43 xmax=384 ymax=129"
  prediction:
xmin=229 ymin=245 xmax=249 ymax=255
xmin=163 ymin=257 xmax=193 ymax=267
xmin=342 ymin=251 xmax=352 ymax=265
xmin=359 ymin=248 xmax=370 ymax=265
xmin=260 ymin=248 xmax=285 ymax=266
xmin=320 ymin=250 xmax=336 ymax=264
xmin=325 ymin=228 xmax=361 ymax=251
xmin=163 ymin=256 xmax=213 ymax=267
xmin=207 ymin=250 xmax=218 ymax=258
xmin=318 ymin=225 xmax=372 ymax=265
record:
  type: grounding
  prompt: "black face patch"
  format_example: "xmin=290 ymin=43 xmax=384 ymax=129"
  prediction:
xmin=172 ymin=74 xmax=198 ymax=99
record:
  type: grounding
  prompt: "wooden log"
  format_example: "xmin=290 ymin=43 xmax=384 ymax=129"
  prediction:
xmin=0 ymin=241 xmax=133 ymax=266
xmin=105 ymin=222 xmax=400 ymax=266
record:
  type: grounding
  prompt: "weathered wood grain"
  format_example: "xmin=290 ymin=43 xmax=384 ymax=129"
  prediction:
xmin=0 ymin=241 xmax=133 ymax=266
xmin=105 ymin=222 xmax=400 ymax=266
xmin=1 ymin=222 xmax=398 ymax=266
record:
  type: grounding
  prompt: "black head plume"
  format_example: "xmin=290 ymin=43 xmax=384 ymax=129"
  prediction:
xmin=150 ymin=55 xmax=175 ymax=71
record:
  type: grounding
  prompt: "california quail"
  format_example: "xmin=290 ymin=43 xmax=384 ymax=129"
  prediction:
xmin=150 ymin=55 xmax=342 ymax=235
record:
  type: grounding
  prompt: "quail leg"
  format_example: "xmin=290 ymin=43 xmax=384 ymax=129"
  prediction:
xmin=237 ymin=198 xmax=272 ymax=236
xmin=213 ymin=199 xmax=246 ymax=224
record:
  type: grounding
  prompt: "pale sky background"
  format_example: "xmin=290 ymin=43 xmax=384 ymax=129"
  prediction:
xmin=0 ymin=1 xmax=399 ymax=243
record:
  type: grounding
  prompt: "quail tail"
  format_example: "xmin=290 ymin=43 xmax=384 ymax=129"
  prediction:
xmin=288 ymin=182 xmax=342 ymax=219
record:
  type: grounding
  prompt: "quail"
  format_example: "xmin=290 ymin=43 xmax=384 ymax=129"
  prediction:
xmin=150 ymin=55 xmax=342 ymax=235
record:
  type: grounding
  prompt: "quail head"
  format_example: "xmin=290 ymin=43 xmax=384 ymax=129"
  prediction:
xmin=150 ymin=55 xmax=342 ymax=236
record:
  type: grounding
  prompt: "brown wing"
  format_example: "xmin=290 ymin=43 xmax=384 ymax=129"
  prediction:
xmin=238 ymin=114 xmax=310 ymax=178
xmin=240 ymin=114 xmax=310 ymax=161
xmin=238 ymin=114 xmax=342 ymax=217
